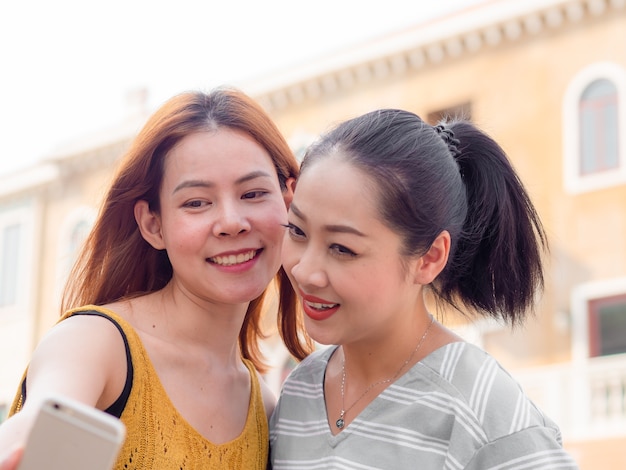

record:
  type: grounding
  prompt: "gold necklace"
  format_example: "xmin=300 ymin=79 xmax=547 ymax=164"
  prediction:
xmin=335 ymin=315 xmax=435 ymax=429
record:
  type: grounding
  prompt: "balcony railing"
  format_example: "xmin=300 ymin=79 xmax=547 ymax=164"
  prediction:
xmin=512 ymin=353 xmax=626 ymax=440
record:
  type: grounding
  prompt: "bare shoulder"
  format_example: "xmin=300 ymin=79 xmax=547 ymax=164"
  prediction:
xmin=25 ymin=312 xmax=127 ymax=410
xmin=41 ymin=312 xmax=125 ymax=352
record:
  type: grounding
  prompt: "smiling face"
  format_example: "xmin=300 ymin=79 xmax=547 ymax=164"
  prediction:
xmin=141 ymin=128 xmax=290 ymax=306
xmin=282 ymin=157 xmax=423 ymax=346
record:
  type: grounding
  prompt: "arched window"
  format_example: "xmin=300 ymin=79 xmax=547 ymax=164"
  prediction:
xmin=55 ymin=206 xmax=96 ymax=301
xmin=563 ymin=63 xmax=626 ymax=193
xmin=579 ymin=79 xmax=619 ymax=175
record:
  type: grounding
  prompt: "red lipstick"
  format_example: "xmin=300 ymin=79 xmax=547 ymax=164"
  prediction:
xmin=299 ymin=290 xmax=340 ymax=322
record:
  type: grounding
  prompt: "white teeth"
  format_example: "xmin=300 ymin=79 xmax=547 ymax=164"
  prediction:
xmin=306 ymin=301 xmax=338 ymax=310
xmin=210 ymin=250 xmax=257 ymax=266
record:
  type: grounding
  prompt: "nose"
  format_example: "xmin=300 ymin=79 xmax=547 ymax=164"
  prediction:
xmin=211 ymin=201 xmax=251 ymax=237
xmin=289 ymin=247 xmax=329 ymax=289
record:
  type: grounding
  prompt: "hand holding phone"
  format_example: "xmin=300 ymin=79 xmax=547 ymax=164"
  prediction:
xmin=16 ymin=395 xmax=126 ymax=470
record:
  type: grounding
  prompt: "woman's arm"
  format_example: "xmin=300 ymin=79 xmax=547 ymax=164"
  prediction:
xmin=0 ymin=314 xmax=127 ymax=466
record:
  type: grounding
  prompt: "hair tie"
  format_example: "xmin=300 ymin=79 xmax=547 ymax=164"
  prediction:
xmin=434 ymin=124 xmax=461 ymax=158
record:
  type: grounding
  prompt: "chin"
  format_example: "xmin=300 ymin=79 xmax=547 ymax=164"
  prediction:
xmin=304 ymin=323 xmax=337 ymax=346
xmin=243 ymin=285 xmax=272 ymax=303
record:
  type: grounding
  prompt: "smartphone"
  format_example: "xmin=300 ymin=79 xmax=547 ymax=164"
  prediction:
xmin=17 ymin=394 xmax=126 ymax=470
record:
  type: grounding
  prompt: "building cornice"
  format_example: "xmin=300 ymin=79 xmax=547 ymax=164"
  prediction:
xmin=0 ymin=163 xmax=60 ymax=200
xmin=2 ymin=0 xmax=624 ymax=200
xmin=246 ymin=0 xmax=625 ymax=112
xmin=0 ymin=114 xmax=145 ymax=199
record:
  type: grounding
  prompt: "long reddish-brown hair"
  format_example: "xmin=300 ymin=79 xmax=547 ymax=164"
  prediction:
xmin=61 ymin=87 xmax=313 ymax=371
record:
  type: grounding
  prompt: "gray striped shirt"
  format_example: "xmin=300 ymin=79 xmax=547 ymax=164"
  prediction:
xmin=269 ymin=342 xmax=579 ymax=469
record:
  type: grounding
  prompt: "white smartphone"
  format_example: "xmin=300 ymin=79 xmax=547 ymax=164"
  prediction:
xmin=17 ymin=394 xmax=126 ymax=470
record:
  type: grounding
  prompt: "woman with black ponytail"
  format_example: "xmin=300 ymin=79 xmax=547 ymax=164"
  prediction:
xmin=270 ymin=109 xmax=578 ymax=469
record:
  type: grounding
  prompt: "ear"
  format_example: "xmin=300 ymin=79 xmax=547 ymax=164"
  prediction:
xmin=282 ymin=177 xmax=296 ymax=209
xmin=134 ymin=200 xmax=166 ymax=250
xmin=412 ymin=231 xmax=450 ymax=285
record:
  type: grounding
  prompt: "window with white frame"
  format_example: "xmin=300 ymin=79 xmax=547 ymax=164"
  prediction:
xmin=0 ymin=223 xmax=20 ymax=307
xmin=0 ymin=201 xmax=35 ymax=312
xmin=55 ymin=206 xmax=96 ymax=301
xmin=563 ymin=62 xmax=626 ymax=193
xmin=588 ymin=293 xmax=626 ymax=357
xmin=579 ymin=79 xmax=619 ymax=175
xmin=572 ymin=278 xmax=626 ymax=362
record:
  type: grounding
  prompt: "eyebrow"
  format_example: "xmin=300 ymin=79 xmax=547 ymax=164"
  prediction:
xmin=173 ymin=170 xmax=274 ymax=194
xmin=290 ymin=203 xmax=366 ymax=237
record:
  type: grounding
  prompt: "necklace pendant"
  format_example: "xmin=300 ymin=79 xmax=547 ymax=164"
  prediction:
xmin=336 ymin=409 xmax=345 ymax=429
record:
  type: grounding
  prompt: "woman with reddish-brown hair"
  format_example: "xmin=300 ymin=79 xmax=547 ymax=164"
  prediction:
xmin=0 ymin=87 xmax=312 ymax=469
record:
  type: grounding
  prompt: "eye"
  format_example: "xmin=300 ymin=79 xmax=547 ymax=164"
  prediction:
xmin=330 ymin=244 xmax=357 ymax=258
xmin=283 ymin=222 xmax=306 ymax=240
xmin=183 ymin=199 xmax=210 ymax=208
xmin=242 ymin=190 xmax=268 ymax=200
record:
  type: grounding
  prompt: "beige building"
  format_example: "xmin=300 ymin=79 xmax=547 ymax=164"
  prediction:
xmin=1 ymin=0 xmax=625 ymax=467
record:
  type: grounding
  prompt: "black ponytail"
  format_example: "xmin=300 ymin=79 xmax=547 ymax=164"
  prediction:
xmin=434 ymin=121 xmax=547 ymax=325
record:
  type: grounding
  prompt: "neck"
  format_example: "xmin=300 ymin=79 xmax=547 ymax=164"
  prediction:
xmin=340 ymin=314 xmax=435 ymax=384
xmin=131 ymin=284 xmax=249 ymax=362
xmin=333 ymin=314 xmax=435 ymax=430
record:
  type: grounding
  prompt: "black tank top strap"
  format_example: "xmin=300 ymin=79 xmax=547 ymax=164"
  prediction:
xmin=69 ymin=309 xmax=134 ymax=418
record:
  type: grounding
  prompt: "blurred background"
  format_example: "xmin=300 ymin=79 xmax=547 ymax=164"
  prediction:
xmin=1 ymin=0 xmax=625 ymax=468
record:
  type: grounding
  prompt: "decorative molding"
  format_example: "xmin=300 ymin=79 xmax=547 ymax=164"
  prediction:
xmin=2 ymin=0 xmax=625 ymax=200
xmin=0 ymin=126 xmax=136 ymax=200
xmin=0 ymin=164 xmax=59 ymax=200
xmin=246 ymin=0 xmax=626 ymax=112
xmin=54 ymin=139 xmax=130 ymax=179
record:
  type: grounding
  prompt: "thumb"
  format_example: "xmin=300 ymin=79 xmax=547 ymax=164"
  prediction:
xmin=0 ymin=447 xmax=23 ymax=470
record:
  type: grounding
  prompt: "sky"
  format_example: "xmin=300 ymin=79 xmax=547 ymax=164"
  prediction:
xmin=0 ymin=0 xmax=485 ymax=177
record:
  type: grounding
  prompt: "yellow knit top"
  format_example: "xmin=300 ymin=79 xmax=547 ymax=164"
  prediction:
xmin=10 ymin=305 xmax=269 ymax=470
